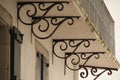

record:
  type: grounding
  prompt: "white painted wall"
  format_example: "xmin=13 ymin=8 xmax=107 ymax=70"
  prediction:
xmin=102 ymin=0 xmax=120 ymax=80
xmin=0 ymin=0 xmax=74 ymax=80
xmin=0 ymin=0 xmax=119 ymax=80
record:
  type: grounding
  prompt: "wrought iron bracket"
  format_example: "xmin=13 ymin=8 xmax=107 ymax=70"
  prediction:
xmin=31 ymin=16 xmax=79 ymax=39
xmin=17 ymin=1 xmax=80 ymax=39
xmin=52 ymin=39 xmax=97 ymax=68
xmin=52 ymin=39 xmax=118 ymax=79
xmin=17 ymin=1 xmax=118 ymax=80
xmin=52 ymin=39 xmax=96 ymax=59
xmin=79 ymin=65 xmax=118 ymax=80
xmin=64 ymin=52 xmax=105 ymax=71
xmin=17 ymin=1 xmax=70 ymax=22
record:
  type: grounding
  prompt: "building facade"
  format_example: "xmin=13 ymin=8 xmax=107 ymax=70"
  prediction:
xmin=77 ymin=0 xmax=115 ymax=53
xmin=0 ymin=0 xmax=119 ymax=80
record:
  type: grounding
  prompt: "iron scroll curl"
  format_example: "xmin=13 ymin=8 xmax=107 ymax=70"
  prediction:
xmin=17 ymin=2 xmax=118 ymax=80
xmin=52 ymin=39 xmax=96 ymax=59
xmin=31 ymin=16 xmax=79 ymax=39
xmin=17 ymin=1 xmax=80 ymax=39
xmin=17 ymin=1 xmax=69 ymax=25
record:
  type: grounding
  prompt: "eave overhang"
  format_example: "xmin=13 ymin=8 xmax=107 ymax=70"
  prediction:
xmin=17 ymin=1 xmax=119 ymax=80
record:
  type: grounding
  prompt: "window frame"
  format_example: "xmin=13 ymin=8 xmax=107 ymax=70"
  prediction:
xmin=35 ymin=39 xmax=49 ymax=80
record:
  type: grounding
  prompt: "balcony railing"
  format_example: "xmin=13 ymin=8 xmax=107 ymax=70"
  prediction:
xmin=79 ymin=0 xmax=115 ymax=53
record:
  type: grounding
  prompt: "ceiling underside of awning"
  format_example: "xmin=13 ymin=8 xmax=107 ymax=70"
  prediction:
xmin=17 ymin=0 xmax=119 ymax=71
xmin=42 ymin=1 xmax=119 ymax=69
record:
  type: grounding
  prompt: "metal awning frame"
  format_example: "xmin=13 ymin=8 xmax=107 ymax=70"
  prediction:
xmin=17 ymin=1 xmax=118 ymax=80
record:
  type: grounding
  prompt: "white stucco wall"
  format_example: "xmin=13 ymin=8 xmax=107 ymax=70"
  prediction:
xmin=0 ymin=0 xmax=74 ymax=80
xmin=0 ymin=0 xmax=119 ymax=80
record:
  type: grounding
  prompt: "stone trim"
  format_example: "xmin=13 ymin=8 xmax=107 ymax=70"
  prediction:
xmin=35 ymin=39 xmax=49 ymax=61
xmin=0 ymin=4 xmax=12 ymax=27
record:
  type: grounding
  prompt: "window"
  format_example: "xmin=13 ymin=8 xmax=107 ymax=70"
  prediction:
xmin=36 ymin=53 xmax=49 ymax=80
xmin=10 ymin=26 xmax=23 ymax=80
xmin=0 ymin=4 xmax=12 ymax=80
xmin=35 ymin=40 xmax=49 ymax=80
xmin=0 ymin=25 xmax=10 ymax=80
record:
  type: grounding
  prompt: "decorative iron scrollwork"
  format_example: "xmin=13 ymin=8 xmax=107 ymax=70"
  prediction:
xmin=52 ymin=39 xmax=100 ymax=72
xmin=31 ymin=16 xmax=79 ymax=39
xmin=52 ymin=39 xmax=96 ymax=59
xmin=17 ymin=2 xmax=118 ymax=80
xmin=17 ymin=1 xmax=80 ymax=39
xmin=79 ymin=65 xmax=118 ymax=80
xmin=17 ymin=1 xmax=70 ymax=25
xmin=65 ymin=52 xmax=105 ymax=71
xmin=52 ymin=39 xmax=118 ymax=79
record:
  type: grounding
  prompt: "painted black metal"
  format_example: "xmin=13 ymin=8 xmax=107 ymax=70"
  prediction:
xmin=17 ymin=1 xmax=80 ymax=39
xmin=10 ymin=26 xmax=23 ymax=80
xmin=17 ymin=1 xmax=118 ymax=80
xmin=65 ymin=52 xmax=105 ymax=71
xmin=41 ymin=54 xmax=43 ymax=80
xmin=36 ymin=53 xmax=43 ymax=80
xmin=13 ymin=27 xmax=23 ymax=44
xmin=52 ymin=39 xmax=96 ymax=59
xmin=52 ymin=39 xmax=118 ymax=80
xmin=37 ymin=53 xmax=49 ymax=80
xmin=52 ymin=39 xmax=97 ymax=71
xmin=37 ymin=53 xmax=49 ymax=67
xmin=10 ymin=27 xmax=15 ymax=80
xmin=17 ymin=1 xmax=70 ymax=25
xmin=31 ymin=16 xmax=79 ymax=39
xmin=79 ymin=65 xmax=118 ymax=80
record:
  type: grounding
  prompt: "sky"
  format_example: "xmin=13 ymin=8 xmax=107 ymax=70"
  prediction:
xmin=104 ymin=0 xmax=120 ymax=62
